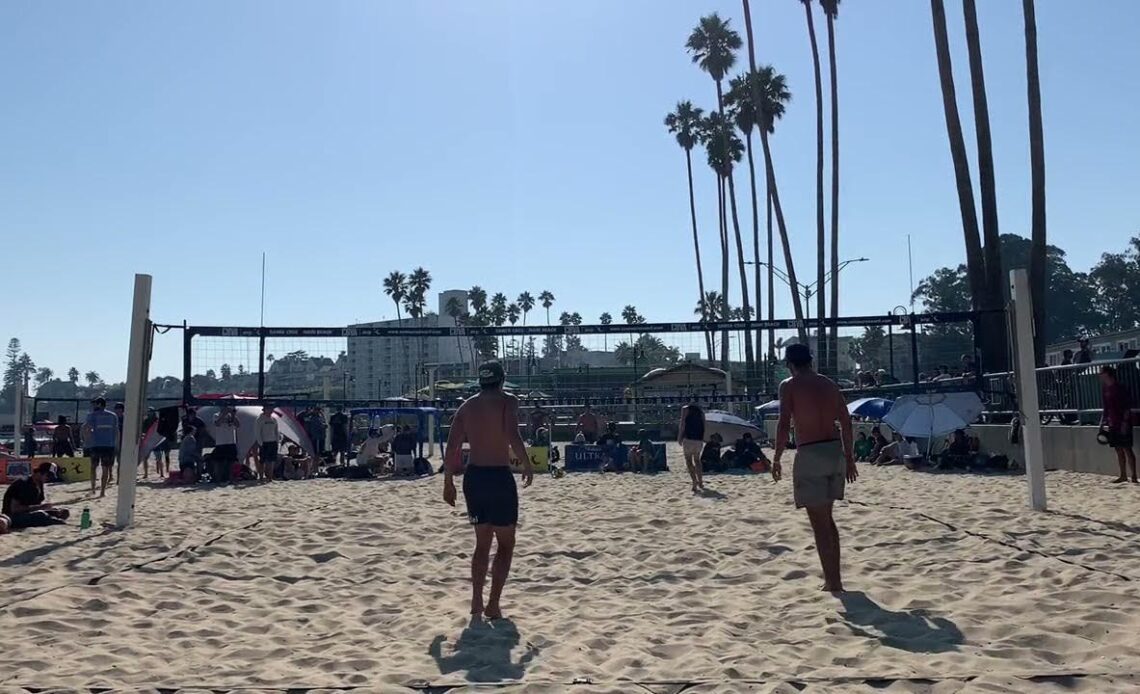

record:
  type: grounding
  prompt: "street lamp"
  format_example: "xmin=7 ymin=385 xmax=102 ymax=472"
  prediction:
xmin=747 ymin=257 xmax=869 ymax=323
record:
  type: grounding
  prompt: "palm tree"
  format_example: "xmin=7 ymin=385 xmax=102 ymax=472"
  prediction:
xmin=930 ymin=0 xmax=988 ymax=366
xmin=67 ymin=366 xmax=79 ymax=383
xmin=469 ymin=286 xmax=489 ymax=369
xmin=696 ymin=291 xmax=725 ymax=357
xmin=408 ymin=267 xmax=432 ymax=384
xmin=517 ymin=291 xmax=536 ymax=371
xmin=726 ymin=71 xmax=768 ymax=373
xmin=599 ymin=312 xmax=613 ymax=352
xmin=699 ymin=111 xmax=755 ymax=375
xmin=445 ymin=295 xmax=467 ymax=368
xmin=963 ymin=0 xmax=1007 ymax=371
xmin=800 ymin=0 xmax=828 ymax=372
xmin=539 ymin=290 xmax=557 ymax=365
xmin=1023 ymin=0 xmax=1047 ymax=364
xmin=490 ymin=293 xmax=509 ymax=359
xmin=687 ymin=13 xmax=741 ymax=368
xmin=821 ymin=0 xmax=842 ymax=375
xmin=383 ymin=271 xmax=408 ymax=392
xmin=665 ymin=101 xmax=709 ymax=346
xmin=507 ymin=303 xmax=521 ymax=369
xmin=84 ymin=370 xmax=101 ymax=387
xmin=34 ymin=367 xmax=53 ymax=388
xmin=538 ymin=291 xmax=554 ymax=325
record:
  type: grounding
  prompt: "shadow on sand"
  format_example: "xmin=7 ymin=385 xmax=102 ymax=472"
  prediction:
xmin=838 ymin=591 xmax=964 ymax=653
xmin=429 ymin=617 xmax=540 ymax=683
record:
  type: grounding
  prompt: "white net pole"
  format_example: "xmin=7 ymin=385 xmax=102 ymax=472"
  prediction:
xmin=1011 ymin=269 xmax=1046 ymax=511
xmin=115 ymin=274 xmax=152 ymax=528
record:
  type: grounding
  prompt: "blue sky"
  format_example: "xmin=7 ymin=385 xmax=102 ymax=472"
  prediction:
xmin=3 ymin=0 xmax=1138 ymax=381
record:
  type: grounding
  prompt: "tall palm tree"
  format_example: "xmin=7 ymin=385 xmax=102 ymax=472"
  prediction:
xmin=67 ymin=366 xmax=79 ymax=383
xmin=800 ymin=0 xmax=828 ymax=372
xmin=538 ymin=290 xmax=557 ymax=366
xmin=687 ymin=13 xmax=742 ymax=368
xmin=599 ymin=312 xmax=613 ymax=352
xmin=445 ymin=296 xmax=466 ymax=368
xmin=539 ymin=291 xmax=554 ymax=325
xmin=930 ymin=0 xmax=988 ymax=365
xmin=407 ymin=267 xmax=432 ymax=390
xmin=490 ymin=293 xmax=509 ymax=360
xmin=665 ymin=100 xmax=711 ymax=358
xmin=821 ymin=0 xmax=842 ymax=376
xmin=739 ymin=3 xmax=806 ymax=349
xmin=753 ymin=67 xmax=808 ymax=344
xmin=383 ymin=271 xmax=408 ymax=392
xmin=469 ymin=286 xmax=488 ymax=369
xmin=696 ymin=291 xmax=725 ymax=357
xmin=700 ymin=112 xmax=755 ymax=375
xmin=726 ymin=71 xmax=767 ymax=376
xmin=517 ymin=291 xmax=536 ymax=371
xmin=963 ymin=0 xmax=1007 ymax=371
xmin=1023 ymin=0 xmax=1047 ymax=364
xmin=507 ymin=303 xmax=521 ymax=368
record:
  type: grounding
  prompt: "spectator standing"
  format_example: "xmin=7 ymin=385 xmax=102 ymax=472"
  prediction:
xmin=82 ymin=397 xmax=119 ymax=497
xmin=22 ymin=426 xmax=37 ymax=458
xmin=178 ymin=426 xmax=201 ymax=482
xmin=1100 ymin=365 xmax=1136 ymax=484
xmin=212 ymin=405 xmax=241 ymax=484
xmin=576 ymin=404 xmax=601 ymax=444
xmin=1075 ymin=338 xmax=1093 ymax=365
xmin=329 ymin=406 xmax=350 ymax=465
xmin=305 ymin=407 xmax=326 ymax=460
xmin=254 ymin=406 xmax=279 ymax=481
xmin=529 ymin=404 xmax=548 ymax=442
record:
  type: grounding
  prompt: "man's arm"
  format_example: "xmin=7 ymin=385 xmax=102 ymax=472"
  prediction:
xmin=773 ymin=382 xmax=792 ymax=464
xmin=506 ymin=398 xmax=534 ymax=487
xmin=836 ymin=389 xmax=857 ymax=481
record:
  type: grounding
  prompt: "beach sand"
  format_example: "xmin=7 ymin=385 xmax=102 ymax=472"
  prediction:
xmin=3 ymin=445 xmax=1140 ymax=692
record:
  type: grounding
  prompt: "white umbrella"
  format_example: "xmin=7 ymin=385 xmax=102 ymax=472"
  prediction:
xmin=883 ymin=392 xmax=984 ymax=440
xmin=704 ymin=410 xmax=765 ymax=443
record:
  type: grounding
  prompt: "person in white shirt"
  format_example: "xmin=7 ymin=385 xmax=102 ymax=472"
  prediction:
xmin=356 ymin=428 xmax=388 ymax=470
xmin=254 ymin=406 xmax=280 ymax=481
xmin=212 ymin=405 xmax=241 ymax=483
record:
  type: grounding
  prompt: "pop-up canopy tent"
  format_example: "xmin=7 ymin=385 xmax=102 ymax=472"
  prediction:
xmin=350 ymin=407 xmax=443 ymax=458
xmin=140 ymin=396 xmax=314 ymax=462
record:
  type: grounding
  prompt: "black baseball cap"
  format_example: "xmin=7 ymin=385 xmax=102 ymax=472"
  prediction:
xmin=91 ymin=397 xmax=106 ymax=407
xmin=478 ymin=361 xmax=505 ymax=386
xmin=784 ymin=343 xmax=813 ymax=366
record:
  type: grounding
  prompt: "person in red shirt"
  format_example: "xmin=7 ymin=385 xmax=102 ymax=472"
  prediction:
xmin=1099 ymin=365 xmax=1136 ymax=484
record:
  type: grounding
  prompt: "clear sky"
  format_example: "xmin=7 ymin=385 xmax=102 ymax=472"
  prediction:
xmin=3 ymin=0 xmax=1138 ymax=382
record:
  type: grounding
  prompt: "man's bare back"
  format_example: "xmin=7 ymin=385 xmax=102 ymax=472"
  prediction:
xmin=449 ymin=390 xmax=530 ymax=468
xmin=779 ymin=371 xmax=847 ymax=446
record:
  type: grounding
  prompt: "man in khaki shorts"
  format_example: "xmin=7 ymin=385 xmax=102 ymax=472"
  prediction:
xmin=772 ymin=344 xmax=856 ymax=592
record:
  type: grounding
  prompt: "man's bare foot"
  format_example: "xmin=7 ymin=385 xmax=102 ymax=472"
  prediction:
xmin=1112 ymin=477 xmax=1128 ymax=484
xmin=821 ymin=582 xmax=845 ymax=593
xmin=470 ymin=595 xmax=484 ymax=615
xmin=1133 ymin=478 xmax=1139 ymax=484
xmin=484 ymin=603 xmax=503 ymax=620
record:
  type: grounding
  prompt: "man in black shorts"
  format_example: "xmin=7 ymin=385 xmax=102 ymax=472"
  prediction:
xmin=443 ymin=361 xmax=534 ymax=619
xmin=83 ymin=397 xmax=120 ymax=497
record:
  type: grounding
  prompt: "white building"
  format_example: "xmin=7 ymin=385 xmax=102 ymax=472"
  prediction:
xmin=347 ymin=290 xmax=467 ymax=399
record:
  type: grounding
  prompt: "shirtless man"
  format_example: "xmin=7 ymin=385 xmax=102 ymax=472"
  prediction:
xmin=772 ymin=344 xmax=856 ymax=593
xmin=444 ymin=361 xmax=534 ymax=619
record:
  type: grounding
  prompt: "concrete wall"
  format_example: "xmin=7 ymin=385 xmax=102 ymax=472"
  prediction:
xmin=762 ymin=419 xmax=1122 ymax=477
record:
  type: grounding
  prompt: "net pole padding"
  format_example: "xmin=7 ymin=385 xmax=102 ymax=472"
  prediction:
xmin=115 ymin=274 xmax=153 ymax=529
xmin=1011 ymin=269 xmax=1047 ymax=512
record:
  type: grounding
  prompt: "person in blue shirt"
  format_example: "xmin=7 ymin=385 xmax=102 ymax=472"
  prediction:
xmin=83 ymin=397 xmax=120 ymax=497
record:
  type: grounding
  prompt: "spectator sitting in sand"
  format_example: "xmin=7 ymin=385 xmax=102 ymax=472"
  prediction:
xmin=356 ymin=429 xmax=390 ymax=470
xmin=2 ymin=462 xmax=70 ymax=529
xmin=176 ymin=426 xmax=200 ymax=483
xmin=854 ymin=431 xmax=874 ymax=462
xmin=283 ymin=444 xmax=314 ymax=480
xmin=629 ymin=429 xmax=656 ymax=473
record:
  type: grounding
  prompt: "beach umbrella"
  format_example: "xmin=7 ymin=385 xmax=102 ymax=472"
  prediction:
xmin=705 ymin=410 xmax=764 ymax=443
xmin=883 ymin=392 xmax=984 ymax=440
xmin=754 ymin=400 xmax=780 ymax=417
xmin=847 ymin=397 xmax=893 ymax=420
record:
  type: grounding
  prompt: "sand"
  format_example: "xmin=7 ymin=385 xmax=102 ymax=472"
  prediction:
xmin=3 ymin=445 xmax=1140 ymax=693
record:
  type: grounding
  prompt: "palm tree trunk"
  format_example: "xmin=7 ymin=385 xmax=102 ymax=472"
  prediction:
xmin=1023 ymin=0 xmax=1047 ymax=365
xmin=826 ymin=10 xmax=841 ymax=377
xmin=746 ymin=132 xmax=762 ymax=386
xmin=718 ymin=175 xmax=730 ymax=369
xmin=758 ymin=129 xmax=808 ymax=344
xmin=767 ymin=178 xmax=775 ymax=386
xmin=727 ymin=170 xmax=755 ymax=377
xmin=931 ymin=0 xmax=987 ymax=364
xmin=686 ymin=149 xmax=715 ymax=362
xmin=804 ymin=0 xmax=828 ymax=373
xmin=963 ymin=0 xmax=1008 ymax=372
xmin=394 ymin=301 xmax=405 ymax=395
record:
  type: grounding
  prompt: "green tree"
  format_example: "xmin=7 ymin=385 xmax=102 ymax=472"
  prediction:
xmin=1089 ymin=237 xmax=1140 ymax=333
xmin=68 ymin=367 xmax=79 ymax=383
xmin=445 ymin=295 xmax=467 ymax=369
xmin=34 ymin=367 xmax=54 ymax=388
xmin=615 ymin=335 xmax=682 ymax=368
xmin=84 ymin=370 xmax=101 ymax=387
xmin=665 ymin=100 xmax=711 ymax=361
xmin=848 ymin=326 xmax=887 ymax=372
xmin=220 ymin=363 xmax=232 ymax=381
xmin=599 ymin=312 xmax=613 ymax=352
xmin=725 ymin=72 xmax=763 ymax=371
xmin=3 ymin=338 xmax=23 ymax=394
xmin=406 ymin=267 xmax=432 ymax=385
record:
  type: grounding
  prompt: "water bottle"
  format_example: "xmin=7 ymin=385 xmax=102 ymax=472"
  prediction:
xmin=80 ymin=507 xmax=91 ymax=530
